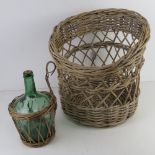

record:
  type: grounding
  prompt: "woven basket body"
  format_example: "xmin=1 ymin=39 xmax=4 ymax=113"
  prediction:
xmin=49 ymin=9 xmax=150 ymax=127
xmin=8 ymin=92 xmax=57 ymax=147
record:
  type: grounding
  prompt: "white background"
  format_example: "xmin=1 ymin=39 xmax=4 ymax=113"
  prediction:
xmin=0 ymin=1 xmax=155 ymax=155
xmin=0 ymin=0 xmax=154 ymax=91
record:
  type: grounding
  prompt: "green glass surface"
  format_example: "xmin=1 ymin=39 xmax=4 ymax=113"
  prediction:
xmin=13 ymin=71 xmax=51 ymax=113
xmin=13 ymin=70 xmax=54 ymax=142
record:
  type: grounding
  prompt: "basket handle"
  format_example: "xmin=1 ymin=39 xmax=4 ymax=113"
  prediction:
xmin=45 ymin=61 xmax=56 ymax=96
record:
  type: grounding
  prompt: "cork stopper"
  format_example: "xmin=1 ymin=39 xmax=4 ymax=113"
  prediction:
xmin=23 ymin=70 xmax=34 ymax=78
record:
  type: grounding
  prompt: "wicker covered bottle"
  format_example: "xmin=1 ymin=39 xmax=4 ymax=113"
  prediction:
xmin=9 ymin=63 xmax=57 ymax=147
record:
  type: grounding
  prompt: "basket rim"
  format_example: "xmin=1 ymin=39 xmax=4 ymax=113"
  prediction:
xmin=8 ymin=91 xmax=57 ymax=120
xmin=49 ymin=8 xmax=150 ymax=71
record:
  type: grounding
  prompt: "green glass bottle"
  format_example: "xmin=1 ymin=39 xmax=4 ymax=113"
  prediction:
xmin=12 ymin=70 xmax=55 ymax=144
xmin=14 ymin=70 xmax=51 ymax=113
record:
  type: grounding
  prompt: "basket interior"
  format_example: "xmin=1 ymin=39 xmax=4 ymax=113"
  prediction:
xmin=55 ymin=11 xmax=143 ymax=67
xmin=61 ymin=31 xmax=139 ymax=66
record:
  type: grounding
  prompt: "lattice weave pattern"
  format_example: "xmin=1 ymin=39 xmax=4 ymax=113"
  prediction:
xmin=49 ymin=9 xmax=150 ymax=127
xmin=8 ymin=92 xmax=57 ymax=147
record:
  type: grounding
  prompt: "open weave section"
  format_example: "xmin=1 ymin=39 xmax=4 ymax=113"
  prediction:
xmin=9 ymin=92 xmax=57 ymax=147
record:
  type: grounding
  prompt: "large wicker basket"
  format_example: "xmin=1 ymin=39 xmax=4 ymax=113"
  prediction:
xmin=49 ymin=9 xmax=150 ymax=127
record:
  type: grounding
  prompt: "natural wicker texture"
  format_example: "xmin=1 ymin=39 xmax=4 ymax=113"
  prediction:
xmin=8 ymin=92 xmax=56 ymax=147
xmin=49 ymin=9 xmax=150 ymax=127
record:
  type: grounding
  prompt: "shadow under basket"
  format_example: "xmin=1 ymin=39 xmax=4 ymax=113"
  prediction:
xmin=49 ymin=9 xmax=150 ymax=127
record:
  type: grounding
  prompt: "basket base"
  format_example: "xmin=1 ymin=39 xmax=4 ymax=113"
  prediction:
xmin=21 ymin=127 xmax=55 ymax=147
xmin=62 ymin=99 xmax=138 ymax=128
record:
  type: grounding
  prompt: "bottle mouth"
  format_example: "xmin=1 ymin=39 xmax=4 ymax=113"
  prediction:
xmin=23 ymin=70 xmax=33 ymax=77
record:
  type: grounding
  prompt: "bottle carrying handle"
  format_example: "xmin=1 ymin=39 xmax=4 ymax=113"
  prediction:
xmin=45 ymin=61 xmax=56 ymax=96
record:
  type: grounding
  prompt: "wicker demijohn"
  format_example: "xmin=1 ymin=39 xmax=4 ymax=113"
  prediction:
xmin=8 ymin=62 xmax=57 ymax=147
xmin=49 ymin=9 xmax=150 ymax=127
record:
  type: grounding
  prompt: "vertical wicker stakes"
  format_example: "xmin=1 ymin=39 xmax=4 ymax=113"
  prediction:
xmin=49 ymin=9 xmax=150 ymax=127
xmin=8 ymin=63 xmax=57 ymax=147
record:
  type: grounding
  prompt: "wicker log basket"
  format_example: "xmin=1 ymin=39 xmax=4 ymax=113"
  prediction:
xmin=49 ymin=9 xmax=150 ymax=127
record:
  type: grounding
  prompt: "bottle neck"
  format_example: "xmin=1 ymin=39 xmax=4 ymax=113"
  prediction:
xmin=24 ymin=75 xmax=37 ymax=96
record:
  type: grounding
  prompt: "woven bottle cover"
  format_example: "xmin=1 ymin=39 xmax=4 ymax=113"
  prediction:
xmin=8 ymin=61 xmax=57 ymax=147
